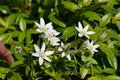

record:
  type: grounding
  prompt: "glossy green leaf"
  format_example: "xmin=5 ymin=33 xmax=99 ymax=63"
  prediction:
xmin=0 ymin=73 xmax=6 ymax=79
xmin=0 ymin=67 xmax=11 ymax=74
xmin=48 ymin=15 xmax=66 ymax=28
xmin=18 ymin=32 xmax=25 ymax=42
xmin=5 ymin=14 xmax=16 ymax=26
xmin=106 ymin=29 xmax=119 ymax=40
xmin=7 ymin=72 xmax=22 ymax=80
xmin=83 ymin=11 xmax=101 ymax=21
xmin=61 ymin=26 xmax=77 ymax=39
xmin=19 ymin=18 xmax=26 ymax=32
xmin=100 ymin=14 xmax=111 ymax=27
xmin=99 ymin=43 xmax=117 ymax=70
xmin=80 ymin=67 xmax=88 ymax=79
xmin=89 ymin=58 xmax=98 ymax=65
xmin=0 ymin=34 xmax=12 ymax=43
xmin=83 ymin=0 xmax=92 ymax=6
xmin=103 ymin=68 xmax=115 ymax=74
xmin=104 ymin=75 xmax=120 ymax=80
xmin=62 ymin=1 xmax=79 ymax=12
xmin=116 ymin=21 xmax=120 ymax=31
xmin=87 ymin=76 xmax=102 ymax=80
xmin=10 ymin=61 xmax=23 ymax=68
xmin=0 ymin=18 xmax=7 ymax=28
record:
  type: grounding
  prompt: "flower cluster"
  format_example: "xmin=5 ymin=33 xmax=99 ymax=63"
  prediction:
xmin=32 ymin=18 xmax=99 ymax=65
xmin=35 ymin=18 xmax=60 ymax=46
xmin=75 ymin=22 xmax=99 ymax=54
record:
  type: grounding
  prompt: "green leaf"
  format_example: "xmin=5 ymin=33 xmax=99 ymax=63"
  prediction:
xmin=106 ymin=29 xmax=119 ymax=40
xmin=10 ymin=61 xmax=23 ymax=68
xmin=87 ymin=76 xmax=102 ymax=80
xmin=61 ymin=26 xmax=77 ymax=39
xmin=83 ymin=0 xmax=92 ymax=6
xmin=116 ymin=21 xmax=120 ymax=31
xmin=99 ymin=43 xmax=117 ymax=70
xmin=104 ymin=75 xmax=120 ymax=80
xmin=89 ymin=58 xmax=98 ymax=65
xmin=18 ymin=32 xmax=25 ymax=42
xmin=100 ymin=14 xmax=111 ymax=27
xmin=83 ymin=11 xmax=101 ymax=21
xmin=103 ymin=68 xmax=115 ymax=74
xmin=0 ymin=27 xmax=7 ymax=34
xmin=0 ymin=67 xmax=11 ymax=74
xmin=0 ymin=33 xmax=12 ymax=44
xmin=80 ymin=67 xmax=88 ymax=79
xmin=19 ymin=18 xmax=26 ymax=32
xmin=62 ymin=1 xmax=79 ymax=12
xmin=5 ymin=14 xmax=16 ymax=26
xmin=48 ymin=15 xmax=66 ymax=28
xmin=7 ymin=72 xmax=22 ymax=80
xmin=0 ymin=18 xmax=7 ymax=28
xmin=0 ymin=73 xmax=6 ymax=79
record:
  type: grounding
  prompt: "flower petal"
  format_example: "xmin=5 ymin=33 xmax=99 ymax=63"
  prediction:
xmin=40 ymin=18 xmax=45 ymax=26
xmin=43 ymin=56 xmax=51 ymax=62
xmin=34 ymin=44 xmax=40 ymax=53
xmin=78 ymin=22 xmax=83 ymax=30
xmin=45 ymin=51 xmax=54 ymax=56
xmin=41 ymin=43 xmax=45 ymax=52
xmin=86 ymin=31 xmax=95 ymax=35
xmin=84 ymin=25 xmax=89 ymax=32
xmin=62 ymin=52 xmax=65 ymax=57
xmin=36 ymin=29 xmax=42 ymax=33
xmin=39 ymin=57 xmax=43 ymax=65
xmin=78 ymin=33 xmax=83 ymax=37
xmin=35 ymin=22 xmax=40 ymax=28
xmin=66 ymin=55 xmax=71 ymax=61
xmin=32 ymin=53 xmax=39 ymax=57
xmin=45 ymin=22 xmax=52 ymax=29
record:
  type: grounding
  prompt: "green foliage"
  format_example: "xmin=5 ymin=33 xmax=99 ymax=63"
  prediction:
xmin=0 ymin=0 xmax=120 ymax=80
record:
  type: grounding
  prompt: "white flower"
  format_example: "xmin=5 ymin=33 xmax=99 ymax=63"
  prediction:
xmin=58 ymin=42 xmax=64 ymax=52
xmin=35 ymin=18 xmax=53 ymax=33
xmin=58 ymin=42 xmax=73 ymax=61
xmin=44 ymin=29 xmax=60 ymax=39
xmin=32 ymin=43 xmax=54 ymax=65
xmin=14 ymin=46 xmax=22 ymax=53
xmin=49 ymin=37 xmax=60 ymax=46
xmin=86 ymin=40 xmax=99 ymax=54
xmin=75 ymin=22 xmax=95 ymax=38
xmin=62 ymin=50 xmax=73 ymax=61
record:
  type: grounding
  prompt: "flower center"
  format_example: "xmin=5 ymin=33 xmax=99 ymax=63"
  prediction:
xmin=41 ymin=26 xmax=47 ymax=32
xmin=81 ymin=30 xmax=86 ymax=34
xmin=39 ymin=51 xmax=45 ymax=57
xmin=89 ymin=45 xmax=94 ymax=51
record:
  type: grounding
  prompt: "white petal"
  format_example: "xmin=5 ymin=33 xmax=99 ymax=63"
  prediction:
xmin=62 ymin=52 xmax=65 ymax=57
xmin=32 ymin=53 xmax=39 ymax=57
xmin=75 ymin=26 xmax=80 ymax=32
xmin=78 ymin=22 xmax=83 ymax=30
xmin=39 ymin=57 xmax=44 ymax=65
xmin=36 ymin=29 xmax=42 ymax=33
xmin=35 ymin=22 xmax=40 ymax=28
xmin=78 ymin=33 xmax=83 ymax=37
xmin=45 ymin=51 xmax=54 ymax=56
xmin=43 ymin=56 xmax=51 ymax=62
xmin=45 ymin=22 xmax=52 ymax=29
xmin=34 ymin=44 xmax=40 ymax=53
xmin=58 ymin=47 xmax=63 ymax=52
xmin=86 ymin=31 xmax=95 ymax=35
xmin=84 ymin=25 xmax=89 ymax=32
xmin=41 ymin=43 xmax=45 ymax=52
xmin=84 ymin=34 xmax=90 ymax=39
xmin=40 ymin=18 xmax=45 ymax=26
xmin=66 ymin=55 xmax=71 ymax=61
xmin=94 ymin=44 xmax=99 ymax=48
